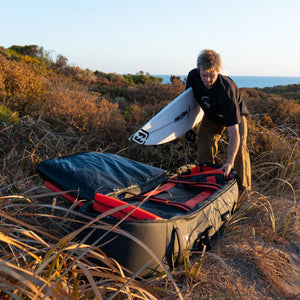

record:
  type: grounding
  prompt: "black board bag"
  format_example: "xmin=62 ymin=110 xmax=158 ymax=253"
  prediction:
xmin=37 ymin=152 xmax=238 ymax=277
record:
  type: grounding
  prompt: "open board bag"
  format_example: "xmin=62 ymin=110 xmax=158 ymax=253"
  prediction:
xmin=37 ymin=152 xmax=238 ymax=276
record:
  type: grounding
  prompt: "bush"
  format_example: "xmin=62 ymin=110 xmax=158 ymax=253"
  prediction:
xmin=8 ymin=45 xmax=40 ymax=57
xmin=245 ymin=94 xmax=300 ymax=127
xmin=39 ymin=88 xmax=126 ymax=142
xmin=127 ymin=83 xmax=185 ymax=105
xmin=0 ymin=55 xmax=49 ymax=113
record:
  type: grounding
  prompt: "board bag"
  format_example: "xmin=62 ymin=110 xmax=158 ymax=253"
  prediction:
xmin=37 ymin=152 xmax=239 ymax=276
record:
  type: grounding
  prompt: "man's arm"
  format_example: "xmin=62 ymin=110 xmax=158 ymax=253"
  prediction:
xmin=219 ymin=124 xmax=240 ymax=176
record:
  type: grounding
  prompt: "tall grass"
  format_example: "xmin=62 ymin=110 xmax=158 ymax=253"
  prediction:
xmin=0 ymin=200 xmax=183 ymax=299
xmin=0 ymin=114 xmax=299 ymax=299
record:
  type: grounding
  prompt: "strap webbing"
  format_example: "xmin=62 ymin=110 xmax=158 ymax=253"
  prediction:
xmin=185 ymin=189 xmax=215 ymax=208
xmin=143 ymin=182 xmax=176 ymax=197
xmin=133 ymin=195 xmax=191 ymax=212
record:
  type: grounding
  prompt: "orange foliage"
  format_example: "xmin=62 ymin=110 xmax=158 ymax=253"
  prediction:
xmin=40 ymin=89 xmax=126 ymax=141
xmin=127 ymin=84 xmax=184 ymax=105
xmin=0 ymin=55 xmax=48 ymax=113
xmin=245 ymin=94 xmax=300 ymax=127
xmin=0 ymin=49 xmax=127 ymax=143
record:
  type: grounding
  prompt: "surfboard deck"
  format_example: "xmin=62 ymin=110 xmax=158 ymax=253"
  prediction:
xmin=129 ymin=87 xmax=203 ymax=145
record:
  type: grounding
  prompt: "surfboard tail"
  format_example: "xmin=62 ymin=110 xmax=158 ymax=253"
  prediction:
xmin=129 ymin=129 xmax=149 ymax=145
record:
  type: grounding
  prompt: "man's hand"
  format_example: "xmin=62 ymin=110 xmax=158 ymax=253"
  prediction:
xmin=218 ymin=162 xmax=234 ymax=176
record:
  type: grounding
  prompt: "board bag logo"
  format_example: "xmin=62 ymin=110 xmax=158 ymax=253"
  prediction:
xmin=131 ymin=129 xmax=149 ymax=144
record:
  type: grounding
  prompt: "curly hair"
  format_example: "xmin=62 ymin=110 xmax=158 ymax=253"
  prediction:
xmin=197 ymin=49 xmax=222 ymax=72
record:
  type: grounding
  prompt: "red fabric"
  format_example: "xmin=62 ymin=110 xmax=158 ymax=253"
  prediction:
xmin=185 ymin=190 xmax=215 ymax=208
xmin=144 ymin=182 xmax=176 ymax=197
xmin=45 ymin=181 xmax=85 ymax=207
xmin=94 ymin=193 xmax=162 ymax=220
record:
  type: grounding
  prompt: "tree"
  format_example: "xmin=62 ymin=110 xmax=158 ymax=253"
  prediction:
xmin=55 ymin=54 xmax=68 ymax=68
xmin=170 ymin=75 xmax=182 ymax=85
xmin=8 ymin=45 xmax=39 ymax=57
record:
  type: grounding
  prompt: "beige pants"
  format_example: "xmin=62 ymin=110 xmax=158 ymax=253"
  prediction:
xmin=197 ymin=115 xmax=251 ymax=191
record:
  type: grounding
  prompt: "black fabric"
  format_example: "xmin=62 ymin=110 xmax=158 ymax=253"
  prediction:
xmin=37 ymin=152 xmax=168 ymax=200
xmin=74 ymin=177 xmax=239 ymax=277
xmin=186 ymin=68 xmax=249 ymax=126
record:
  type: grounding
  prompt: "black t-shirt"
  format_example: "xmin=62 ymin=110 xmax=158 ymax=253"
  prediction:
xmin=186 ymin=68 xmax=249 ymax=126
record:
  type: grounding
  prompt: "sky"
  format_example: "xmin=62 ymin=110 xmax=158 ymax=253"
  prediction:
xmin=0 ymin=0 xmax=299 ymax=76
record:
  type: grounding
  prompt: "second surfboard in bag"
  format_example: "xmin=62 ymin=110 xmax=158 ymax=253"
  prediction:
xmin=130 ymin=87 xmax=204 ymax=145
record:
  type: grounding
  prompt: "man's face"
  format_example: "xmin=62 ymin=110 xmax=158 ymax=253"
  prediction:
xmin=199 ymin=69 xmax=219 ymax=89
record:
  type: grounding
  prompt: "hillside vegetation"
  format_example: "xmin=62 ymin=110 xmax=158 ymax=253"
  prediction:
xmin=0 ymin=45 xmax=299 ymax=299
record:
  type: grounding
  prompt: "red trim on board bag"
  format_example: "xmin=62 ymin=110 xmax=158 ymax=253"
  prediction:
xmin=93 ymin=193 xmax=162 ymax=220
xmin=45 ymin=181 xmax=85 ymax=207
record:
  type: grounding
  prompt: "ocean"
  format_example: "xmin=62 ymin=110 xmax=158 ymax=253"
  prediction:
xmin=155 ymin=75 xmax=300 ymax=89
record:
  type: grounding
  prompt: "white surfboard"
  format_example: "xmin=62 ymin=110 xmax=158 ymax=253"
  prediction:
xmin=129 ymin=87 xmax=204 ymax=145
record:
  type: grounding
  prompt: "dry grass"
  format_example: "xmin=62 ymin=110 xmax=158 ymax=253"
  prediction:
xmin=0 ymin=114 xmax=299 ymax=299
xmin=0 ymin=198 xmax=180 ymax=299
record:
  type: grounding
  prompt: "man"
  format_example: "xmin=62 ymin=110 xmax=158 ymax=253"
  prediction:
xmin=186 ymin=49 xmax=251 ymax=192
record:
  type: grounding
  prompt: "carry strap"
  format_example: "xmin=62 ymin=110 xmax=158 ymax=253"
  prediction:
xmin=184 ymin=189 xmax=215 ymax=208
xmin=178 ymin=170 xmax=225 ymax=182
xmin=143 ymin=182 xmax=176 ymax=197
xmin=169 ymin=179 xmax=221 ymax=189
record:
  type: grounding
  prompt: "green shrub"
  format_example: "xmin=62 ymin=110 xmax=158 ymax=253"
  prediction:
xmin=0 ymin=105 xmax=19 ymax=124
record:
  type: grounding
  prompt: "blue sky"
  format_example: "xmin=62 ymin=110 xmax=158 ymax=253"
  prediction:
xmin=0 ymin=0 xmax=299 ymax=76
